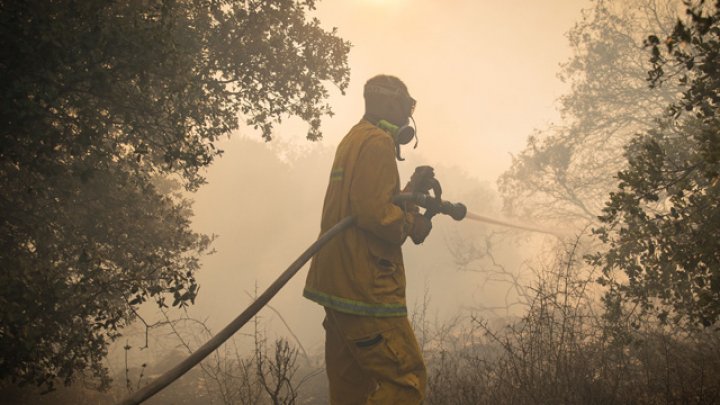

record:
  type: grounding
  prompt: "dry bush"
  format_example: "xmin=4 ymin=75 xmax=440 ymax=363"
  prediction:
xmin=422 ymin=236 xmax=720 ymax=405
xmin=97 ymin=310 xmax=324 ymax=405
xmin=157 ymin=313 xmax=318 ymax=405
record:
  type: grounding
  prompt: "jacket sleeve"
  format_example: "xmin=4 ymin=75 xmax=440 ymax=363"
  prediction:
xmin=350 ymin=134 xmax=412 ymax=245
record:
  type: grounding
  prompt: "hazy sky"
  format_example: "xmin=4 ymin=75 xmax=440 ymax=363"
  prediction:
xmin=264 ymin=0 xmax=592 ymax=183
xmin=132 ymin=0 xmax=593 ymax=360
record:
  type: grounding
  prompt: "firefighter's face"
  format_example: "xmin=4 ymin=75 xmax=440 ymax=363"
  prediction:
xmin=383 ymin=94 xmax=415 ymax=127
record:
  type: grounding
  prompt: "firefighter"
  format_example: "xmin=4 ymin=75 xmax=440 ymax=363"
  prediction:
xmin=304 ymin=74 xmax=433 ymax=404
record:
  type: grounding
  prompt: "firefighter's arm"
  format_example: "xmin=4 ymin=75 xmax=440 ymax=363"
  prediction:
xmin=350 ymin=134 xmax=413 ymax=245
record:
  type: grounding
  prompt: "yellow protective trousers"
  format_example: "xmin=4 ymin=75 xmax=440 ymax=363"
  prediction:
xmin=323 ymin=308 xmax=426 ymax=404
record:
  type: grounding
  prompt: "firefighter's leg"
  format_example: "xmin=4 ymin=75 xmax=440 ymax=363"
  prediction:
xmin=324 ymin=314 xmax=376 ymax=404
xmin=324 ymin=308 xmax=426 ymax=405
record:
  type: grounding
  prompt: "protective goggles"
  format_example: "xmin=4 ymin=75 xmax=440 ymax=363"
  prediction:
xmin=406 ymin=96 xmax=416 ymax=116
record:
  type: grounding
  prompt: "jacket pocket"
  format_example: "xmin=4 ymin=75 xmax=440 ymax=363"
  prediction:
xmin=367 ymin=240 xmax=404 ymax=296
xmin=366 ymin=236 xmax=403 ymax=269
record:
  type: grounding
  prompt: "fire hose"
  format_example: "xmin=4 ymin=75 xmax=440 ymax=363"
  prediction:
xmin=117 ymin=192 xmax=464 ymax=405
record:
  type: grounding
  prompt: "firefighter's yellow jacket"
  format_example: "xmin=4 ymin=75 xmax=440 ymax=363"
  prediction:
xmin=303 ymin=119 xmax=415 ymax=317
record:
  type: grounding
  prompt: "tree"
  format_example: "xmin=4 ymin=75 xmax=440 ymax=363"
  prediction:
xmin=592 ymin=0 xmax=720 ymax=327
xmin=498 ymin=0 xmax=682 ymax=226
xmin=0 ymin=0 xmax=350 ymax=390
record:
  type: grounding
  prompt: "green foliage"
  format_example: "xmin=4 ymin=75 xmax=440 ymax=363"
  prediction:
xmin=0 ymin=0 xmax=349 ymax=390
xmin=593 ymin=0 xmax=720 ymax=327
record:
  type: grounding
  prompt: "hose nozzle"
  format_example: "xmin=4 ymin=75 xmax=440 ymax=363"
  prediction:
xmin=393 ymin=192 xmax=467 ymax=221
xmin=439 ymin=200 xmax=467 ymax=221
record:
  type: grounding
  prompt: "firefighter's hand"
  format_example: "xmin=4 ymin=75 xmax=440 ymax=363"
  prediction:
xmin=410 ymin=214 xmax=432 ymax=244
xmin=404 ymin=165 xmax=435 ymax=194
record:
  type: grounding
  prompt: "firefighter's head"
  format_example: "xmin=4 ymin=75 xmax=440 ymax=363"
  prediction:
xmin=363 ymin=75 xmax=417 ymax=160
xmin=363 ymin=75 xmax=415 ymax=127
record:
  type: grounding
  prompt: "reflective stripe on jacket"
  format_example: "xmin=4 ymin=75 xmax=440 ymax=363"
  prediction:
xmin=303 ymin=119 xmax=414 ymax=317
